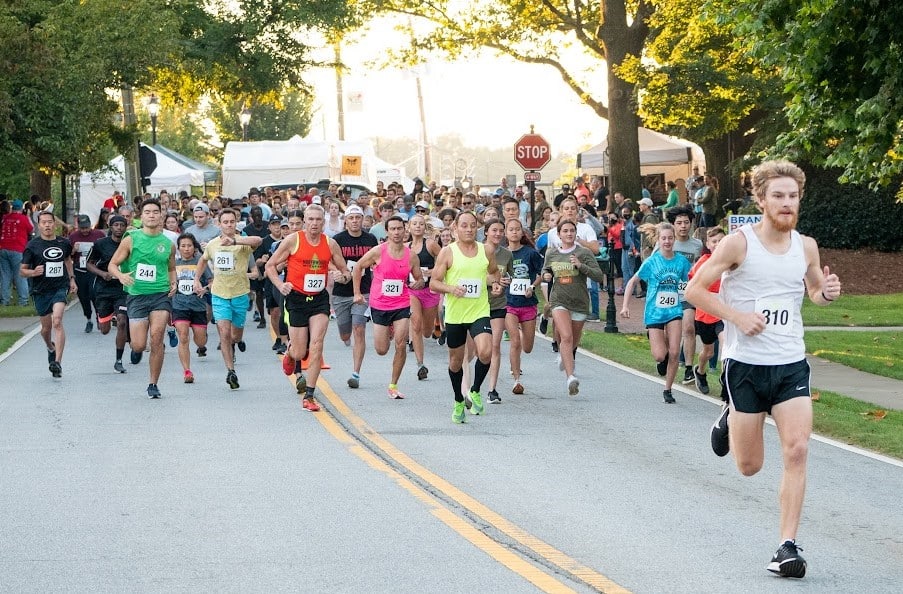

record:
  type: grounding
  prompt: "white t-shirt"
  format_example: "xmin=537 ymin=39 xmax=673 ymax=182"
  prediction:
xmin=546 ymin=222 xmax=597 ymax=250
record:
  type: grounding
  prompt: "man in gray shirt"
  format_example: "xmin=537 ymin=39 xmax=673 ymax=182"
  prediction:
xmin=184 ymin=203 xmax=221 ymax=249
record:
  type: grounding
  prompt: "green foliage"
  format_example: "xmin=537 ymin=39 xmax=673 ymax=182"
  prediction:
xmin=806 ymin=331 xmax=903 ymax=381
xmin=206 ymin=90 xmax=314 ymax=150
xmin=801 ymin=294 xmax=903 ymax=327
xmin=797 ymin=165 xmax=903 ymax=251
xmin=728 ymin=0 xmax=903 ymax=188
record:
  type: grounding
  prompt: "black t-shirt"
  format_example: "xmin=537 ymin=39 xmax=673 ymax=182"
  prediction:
xmin=333 ymin=230 xmax=378 ymax=297
xmin=22 ymin=236 xmax=72 ymax=295
xmin=243 ymin=222 xmax=271 ymax=260
xmin=88 ymin=235 xmax=124 ymax=297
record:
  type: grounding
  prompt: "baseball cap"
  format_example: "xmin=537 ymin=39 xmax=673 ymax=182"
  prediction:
xmin=345 ymin=205 xmax=364 ymax=217
xmin=638 ymin=197 xmax=654 ymax=207
xmin=268 ymin=214 xmax=282 ymax=224
xmin=311 ymin=196 xmax=322 ymax=205
xmin=77 ymin=214 xmax=91 ymax=228
xmin=415 ymin=200 xmax=430 ymax=210
xmin=193 ymin=203 xmax=210 ymax=213
xmin=109 ymin=214 xmax=128 ymax=226
xmin=11 ymin=199 xmax=23 ymax=210
xmin=494 ymin=188 xmax=504 ymax=196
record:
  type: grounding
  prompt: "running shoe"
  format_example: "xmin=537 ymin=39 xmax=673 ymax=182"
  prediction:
xmin=656 ymin=353 xmax=668 ymax=376
xmin=256 ymin=319 xmax=266 ymax=329
xmin=130 ymin=350 xmax=143 ymax=365
xmin=147 ymin=384 xmax=161 ymax=399
xmin=167 ymin=328 xmax=178 ymax=348
xmin=85 ymin=320 xmax=93 ymax=333
xmin=114 ymin=360 xmax=126 ymax=374
xmin=272 ymin=338 xmax=281 ymax=351
xmin=236 ymin=341 xmax=246 ymax=353
xmin=567 ymin=375 xmax=580 ymax=396
xmin=694 ymin=366 xmax=710 ymax=395
xmin=469 ymin=390 xmax=484 ymax=415
xmin=682 ymin=366 xmax=695 ymax=385
xmin=711 ymin=404 xmax=730 ymax=457
xmin=464 ymin=395 xmax=473 ymax=410
xmin=437 ymin=330 xmax=446 ymax=346
xmin=197 ymin=346 xmax=207 ymax=357
xmin=512 ymin=382 xmax=524 ymax=395
xmin=47 ymin=343 xmax=56 ymax=364
xmin=417 ymin=365 xmax=429 ymax=380
xmin=275 ymin=342 xmax=287 ymax=355
xmin=662 ymin=389 xmax=676 ymax=404
xmin=502 ymin=331 xmax=509 ymax=342
xmin=452 ymin=400 xmax=466 ymax=424
xmin=538 ymin=316 xmax=549 ymax=335
xmin=347 ymin=375 xmax=360 ymax=389
xmin=767 ymin=541 xmax=806 ymax=578
xmin=282 ymin=353 xmax=296 ymax=376
xmin=184 ymin=370 xmax=194 ymax=384
xmin=388 ymin=386 xmax=405 ymax=400
xmin=49 ymin=361 xmax=62 ymax=378
xmin=488 ymin=389 xmax=501 ymax=404
xmin=551 ymin=341 xmax=559 ymax=353
xmin=295 ymin=374 xmax=307 ymax=394
xmin=302 ymin=397 xmax=320 ymax=412
xmin=226 ymin=370 xmax=239 ymax=389
xmin=253 ymin=311 xmax=261 ymax=322
xmin=408 ymin=340 xmax=414 ymax=352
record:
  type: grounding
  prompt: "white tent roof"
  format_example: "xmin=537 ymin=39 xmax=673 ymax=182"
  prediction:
xmin=578 ymin=127 xmax=705 ymax=171
xmin=78 ymin=144 xmax=216 ymax=223
xmin=221 ymin=135 xmax=379 ymax=199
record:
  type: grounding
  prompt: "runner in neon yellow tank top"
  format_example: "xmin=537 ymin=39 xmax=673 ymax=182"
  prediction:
xmin=430 ymin=211 xmax=502 ymax=423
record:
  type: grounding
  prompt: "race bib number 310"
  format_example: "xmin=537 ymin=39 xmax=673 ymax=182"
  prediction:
xmin=755 ymin=297 xmax=795 ymax=336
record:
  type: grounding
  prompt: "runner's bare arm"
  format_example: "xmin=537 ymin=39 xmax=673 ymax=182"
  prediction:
xmin=802 ymin=235 xmax=841 ymax=305
xmin=265 ymin=232 xmax=296 ymax=288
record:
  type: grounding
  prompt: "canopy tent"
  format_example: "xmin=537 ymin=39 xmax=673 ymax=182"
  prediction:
xmin=221 ymin=136 xmax=387 ymax=199
xmin=78 ymin=144 xmax=218 ymax=223
xmin=577 ymin=127 xmax=706 ymax=179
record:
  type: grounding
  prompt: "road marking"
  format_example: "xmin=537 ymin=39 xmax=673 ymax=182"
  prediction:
xmin=307 ymin=376 xmax=631 ymax=594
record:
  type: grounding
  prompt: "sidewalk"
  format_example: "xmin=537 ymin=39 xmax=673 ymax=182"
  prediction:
xmin=582 ymin=293 xmax=903 ymax=411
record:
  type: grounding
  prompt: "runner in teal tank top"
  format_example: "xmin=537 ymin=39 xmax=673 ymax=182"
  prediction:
xmin=429 ymin=211 xmax=502 ymax=423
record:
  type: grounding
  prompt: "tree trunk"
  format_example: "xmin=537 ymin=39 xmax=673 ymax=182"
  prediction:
xmin=30 ymin=169 xmax=51 ymax=203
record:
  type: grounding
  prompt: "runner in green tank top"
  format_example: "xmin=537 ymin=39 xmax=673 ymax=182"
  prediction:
xmin=430 ymin=211 xmax=502 ymax=423
xmin=110 ymin=198 xmax=176 ymax=399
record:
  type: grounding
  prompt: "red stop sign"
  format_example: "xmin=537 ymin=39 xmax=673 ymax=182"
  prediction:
xmin=514 ymin=133 xmax=551 ymax=171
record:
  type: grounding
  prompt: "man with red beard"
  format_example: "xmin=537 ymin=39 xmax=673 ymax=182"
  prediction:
xmin=686 ymin=160 xmax=841 ymax=579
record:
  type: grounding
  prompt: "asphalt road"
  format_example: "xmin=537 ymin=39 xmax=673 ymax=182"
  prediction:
xmin=1 ymin=307 xmax=901 ymax=593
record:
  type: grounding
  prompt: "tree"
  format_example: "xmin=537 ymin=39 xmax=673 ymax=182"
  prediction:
xmin=728 ymin=0 xmax=903 ymax=188
xmin=366 ymin=0 xmax=654 ymax=199
xmin=206 ymin=90 xmax=315 ymax=149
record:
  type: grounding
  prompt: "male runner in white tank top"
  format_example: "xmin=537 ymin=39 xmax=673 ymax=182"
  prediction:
xmin=685 ymin=160 xmax=842 ymax=579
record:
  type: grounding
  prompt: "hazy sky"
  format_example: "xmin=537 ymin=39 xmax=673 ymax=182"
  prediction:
xmin=305 ymin=30 xmax=609 ymax=158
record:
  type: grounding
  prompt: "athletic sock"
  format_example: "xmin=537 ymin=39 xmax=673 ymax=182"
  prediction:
xmin=115 ymin=347 xmax=124 ymax=360
xmin=305 ymin=386 xmax=315 ymax=399
xmin=471 ymin=359 xmax=490 ymax=393
xmin=389 ymin=383 xmax=397 ymax=390
xmin=448 ymin=368 xmax=464 ymax=401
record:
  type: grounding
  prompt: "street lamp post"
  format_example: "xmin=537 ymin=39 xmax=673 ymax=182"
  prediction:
xmin=147 ymin=94 xmax=160 ymax=145
xmin=240 ymin=107 xmax=251 ymax=141
xmin=604 ymin=238 xmax=619 ymax=333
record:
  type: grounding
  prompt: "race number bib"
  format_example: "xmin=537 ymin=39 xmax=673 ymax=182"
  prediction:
xmin=755 ymin=297 xmax=795 ymax=336
xmin=656 ymin=291 xmax=679 ymax=309
xmin=79 ymin=255 xmax=87 ymax=269
xmin=45 ymin=261 xmax=64 ymax=278
xmin=509 ymin=278 xmax=530 ymax=296
xmin=677 ymin=281 xmax=688 ymax=301
xmin=382 ymin=279 xmax=403 ymax=296
xmin=178 ymin=279 xmax=195 ymax=295
xmin=136 ymin=263 xmax=156 ymax=282
xmin=460 ymin=278 xmax=482 ymax=299
xmin=347 ymin=260 xmax=357 ymax=272
xmin=214 ymin=251 xmax=234 ymax=271
xmin=303 ymin=273 xmax=326 ymax=293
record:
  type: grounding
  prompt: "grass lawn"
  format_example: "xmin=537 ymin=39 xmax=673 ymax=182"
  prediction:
xmin=801 ymin=293 xmax=903 ymax=326
xmin=575 ymin=328 xmax=902 ymax=459
xmin=0 ymin=331 xmax=23 ymax=355
xmin=805 ymin=331 xmax=902 ymax=381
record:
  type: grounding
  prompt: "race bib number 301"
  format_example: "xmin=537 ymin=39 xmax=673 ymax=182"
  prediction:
xmin=178 ymin=279 xmax=194 ymax=295
xmin=755 ymin=297 xmax=795 ymax=336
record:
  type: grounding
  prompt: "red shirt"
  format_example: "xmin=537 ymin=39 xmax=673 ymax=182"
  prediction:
xmin=606 ymin=221 xmax=623 ymax=250
xmin=0 ymin=212 xmax=34 ymax=252
xmin=286 ymin=232 xmax=333 ymax=296
xmin=688 ymin=253 xmax=721 ymax=324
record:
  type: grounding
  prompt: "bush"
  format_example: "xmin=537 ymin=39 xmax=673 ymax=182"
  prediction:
xmin=798 ymin=165 xmax=903 ymax=251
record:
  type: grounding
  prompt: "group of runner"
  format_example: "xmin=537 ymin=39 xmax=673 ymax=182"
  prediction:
xmin=19 ymin=160 xmax=839 ymax=578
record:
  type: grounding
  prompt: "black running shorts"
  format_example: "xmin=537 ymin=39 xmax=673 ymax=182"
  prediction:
xmin=723 ymin=358 xmax=811 ymax=414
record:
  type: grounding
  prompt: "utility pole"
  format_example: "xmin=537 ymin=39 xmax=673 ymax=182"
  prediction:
xmin=334 ymin=42 xmax=345 ymax=141
xmin=120 ymin=85 xmax=141 ymax=203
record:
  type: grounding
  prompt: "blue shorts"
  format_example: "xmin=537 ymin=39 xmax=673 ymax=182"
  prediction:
xmin=212 ymin=294 xmax=250 ymax=328
xmin=34 ymin=288 xmax=68 ymax=317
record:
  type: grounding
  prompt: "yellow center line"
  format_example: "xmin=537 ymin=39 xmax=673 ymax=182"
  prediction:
xmin=309 ymin=376 xmax=631 ymax=594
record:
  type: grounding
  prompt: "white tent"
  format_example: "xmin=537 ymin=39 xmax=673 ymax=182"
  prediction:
xmin=78 ymin=144 xmax=217 ymax=223
xmin=221 ymin=136 xmax=384 ymax=199
xmin=577 ymin=127 xmax=706 ymax=179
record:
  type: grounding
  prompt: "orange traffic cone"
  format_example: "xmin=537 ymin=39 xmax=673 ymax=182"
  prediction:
xmin=300 ymin=353 xmax=330 ymax=370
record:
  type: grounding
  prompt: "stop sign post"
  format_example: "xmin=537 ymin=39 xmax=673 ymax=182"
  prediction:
xmin=514 ymin=129 xmax=551 ymax=232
